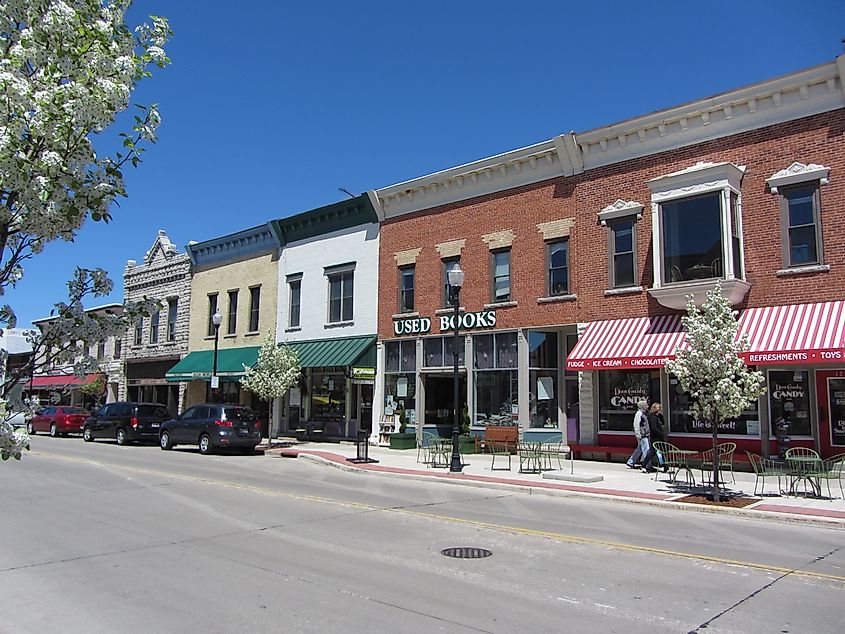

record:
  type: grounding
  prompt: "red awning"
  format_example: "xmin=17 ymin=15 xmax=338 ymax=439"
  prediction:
xmin=566 ymin=315 xmax=688 ymax=370
xmin=737 ymin=300 xmax=845 ymax=365
xmin=31 ymin=374 xmax=101 ymax=388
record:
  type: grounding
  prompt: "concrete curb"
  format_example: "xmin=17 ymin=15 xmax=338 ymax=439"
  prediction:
xmin=279 ymin=450 xmax=845 ymax=529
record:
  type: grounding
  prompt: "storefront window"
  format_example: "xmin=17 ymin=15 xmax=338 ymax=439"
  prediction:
xmin=528 ymin=331 xmax=559 ymax=429
xmin=474 ymin=332 xmax=518 ymax=425
xmin=668 ymin=374 xmax=760 ymax=435
xmin=384 ymin=340 xmax=416 ymax=420
xmin=599 ymin=370 xmax=657 ymax=432
xmin=768 ymin=370 xmax=811 ymax=437
xmin=311 ymin=370 xmax=346 ymax=422
xmin=423 ymin=336 xmax=464 ymax=368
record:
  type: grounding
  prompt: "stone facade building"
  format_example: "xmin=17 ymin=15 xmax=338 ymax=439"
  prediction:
xmin=122 ymin=230 xmax=192 ymax=415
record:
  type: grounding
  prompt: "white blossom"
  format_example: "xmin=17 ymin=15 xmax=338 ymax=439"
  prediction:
xmin=241 ymin=334 xmax=301 ymax=440
xmin=0 ymin=399 xmax=29 ymax=461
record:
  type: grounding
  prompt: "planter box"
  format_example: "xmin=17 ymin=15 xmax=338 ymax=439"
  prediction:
xmin=459 ymin=436 xmax=477 ymax=454
xmin=389 ymin=433 xmax=417 ymax=450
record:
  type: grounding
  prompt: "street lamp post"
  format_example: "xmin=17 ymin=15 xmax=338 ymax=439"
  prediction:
xmin=211 ymin=311 xmax=222 ymax=402
xmin=447 ymin=264 xmax=465 ymax=473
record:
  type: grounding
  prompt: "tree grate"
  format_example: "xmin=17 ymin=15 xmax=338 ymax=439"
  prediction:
xmin=441 ymin=547 xmax=493 ymax=559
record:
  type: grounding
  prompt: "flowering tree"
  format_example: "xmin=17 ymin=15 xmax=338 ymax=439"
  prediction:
xmin=240 ymin=333 xmax=301 ymax=443
xmin=0 ymin=398 xmax=28 ymax=460
xmin=0 ymin=2 xmax=170 ymax=461
xmin=665 ymin=283 xmax=766 ymax=501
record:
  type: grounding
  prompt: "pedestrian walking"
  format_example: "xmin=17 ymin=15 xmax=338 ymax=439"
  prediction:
xmin=642 ymin=402 xmax=666 ymax=473
xmin=626 ymin=400 xmax=650 ymax=469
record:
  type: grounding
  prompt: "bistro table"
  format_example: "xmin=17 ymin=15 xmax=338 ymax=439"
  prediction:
xmin=786 ymin=455 xmax=823 ymax=497
xmin=672 ymin=449 xmax=700 ymax=486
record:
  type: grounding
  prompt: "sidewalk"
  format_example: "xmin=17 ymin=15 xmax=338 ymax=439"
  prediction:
xmin=264 ymin=440 xmax=845 ymax=526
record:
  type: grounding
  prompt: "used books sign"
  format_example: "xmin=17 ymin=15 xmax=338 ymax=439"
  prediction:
xmin=393 ymin=310 xmax=497 ymax=336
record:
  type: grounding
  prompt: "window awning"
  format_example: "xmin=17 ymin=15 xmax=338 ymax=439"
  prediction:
xmin=165 ymin=346 xmax=260 ymax=382
xmin=566 ymin=315 xmax=688 ymax=370
xmin=737 ymin=300 xmax=845 ymax=365
xmin=31 ymin=373 xmax=102 ymax=388
xmin=283 ymin=335 xmax=376 ymax=368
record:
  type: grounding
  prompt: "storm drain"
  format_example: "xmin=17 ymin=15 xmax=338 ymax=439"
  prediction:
xmin=441 ymin=547 xmax=493 ymax=559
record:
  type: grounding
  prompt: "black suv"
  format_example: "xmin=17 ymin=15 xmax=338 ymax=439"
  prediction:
xmin=159 ymin=404 xmax=262 ymax=455
xmin=83 ymin=402 xmax=172 ymax=445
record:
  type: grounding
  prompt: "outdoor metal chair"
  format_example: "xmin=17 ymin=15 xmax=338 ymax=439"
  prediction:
xmin=517 ymin=441 xmax=542 ymax=474
xmin=700 ymin=442 xmax=736 ymax=487
xmin=785 ymin=447 xmax=822 ymax=496
xmin=745 ymin=451 xmax=784 ymax=496
xmin=487 ymin=440 xmax=512 ymax=471
xmin=539 ymin=434 xmax=565 ymax=471
xmin=813 ymin=454 xmax=845 ymax=500
xmin=419 ymin=432 xmax=448 ymax=468
xmin=651 ymin=441 xmax=683 ymax=483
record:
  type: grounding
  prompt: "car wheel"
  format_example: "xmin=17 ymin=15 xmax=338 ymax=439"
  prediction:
xmin=27 ymin=422 xmax=35 ymax=435
xmin=50 ymin=423 xmax=58 ymax=437
xmin=83 ymin=427 xmax=94 ymax=442
xmin=160 ymin=431 xmax=173 ymax=450
xmin=116 ymin=428 xmax=128 ymax=446
xmin=198 ymin=434 xmax=212 ymax=455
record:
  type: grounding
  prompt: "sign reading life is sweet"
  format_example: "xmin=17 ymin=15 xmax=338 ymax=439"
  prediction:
xmin=393 ymin=310 xmax=497 ymax=336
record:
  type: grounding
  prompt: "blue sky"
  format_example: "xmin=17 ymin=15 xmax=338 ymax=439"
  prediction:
xmin=8 ymin=0 xmax=845 ymax=327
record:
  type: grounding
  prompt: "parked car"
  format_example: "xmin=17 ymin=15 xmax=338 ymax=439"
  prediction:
xmin=159 ymin=404 xmax=262 ymax=455
xmin=82 ymin=402 xmax=171 ymax=445
xmin=28 ymin=406 xmax=88 ymax=437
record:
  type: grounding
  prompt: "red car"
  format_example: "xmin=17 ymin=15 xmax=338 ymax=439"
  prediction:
xmin=28 ymin=406 xmax=89 ymax=437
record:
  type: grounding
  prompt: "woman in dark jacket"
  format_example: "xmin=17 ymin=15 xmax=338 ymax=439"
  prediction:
xmin=642 ymin=403 xmax=666 ymax=473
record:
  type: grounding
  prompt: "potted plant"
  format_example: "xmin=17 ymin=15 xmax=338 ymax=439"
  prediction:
xmin=389 ymin=405 xmax=416 ymax=450
xmin=458 ymin=405 xmax=476 ymax=454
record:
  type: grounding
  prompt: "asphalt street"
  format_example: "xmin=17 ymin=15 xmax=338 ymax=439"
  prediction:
xmin=2 ymin=437 xmax=843 ymax=633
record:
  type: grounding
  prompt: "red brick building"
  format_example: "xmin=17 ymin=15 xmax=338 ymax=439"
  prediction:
xmin=373 ymin=53 xmax=845 ymax=458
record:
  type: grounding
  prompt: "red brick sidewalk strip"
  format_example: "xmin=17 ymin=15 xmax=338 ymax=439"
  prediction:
xmin=751 ymin=504 xmax=845 ymax=519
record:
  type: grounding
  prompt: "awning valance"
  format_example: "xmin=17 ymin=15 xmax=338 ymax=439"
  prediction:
xmin=737 ymin=300 xmax=845 ymax=365
xmin=566 ymin=315 xmax=688 ymax=370
xmin=31 ymin=373 xmax=102 ymax=388
xmin=283 ymin=335 xmax=376 ymax=368
xmin=165 ymin=346 xmax=260 ymax=382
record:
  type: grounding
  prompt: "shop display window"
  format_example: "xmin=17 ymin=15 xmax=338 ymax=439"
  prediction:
xmin=767 ymin=370 xmax=811 ymax=437
xmin=474 ymin=332 xmax=518 ymax=425
xmin=668 ymin=374 xmax=760 ymax=435
xmin=528 ymin=331 xmax=559 ymax=428
xmin=598 ymin=369 xmax=658 ymax=432
xmin=384 ymin=340 xmax=417 ymax=418
xmin=310 ymin=371 xmax=346 ymax=421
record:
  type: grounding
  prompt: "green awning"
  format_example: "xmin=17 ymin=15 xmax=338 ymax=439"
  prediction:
xmin=165 ymin=346 xmax=260 ymax=382
xmin=283 ymin=335 xmax=376 ymax=368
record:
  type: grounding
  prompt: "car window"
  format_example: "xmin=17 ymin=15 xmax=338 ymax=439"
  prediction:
xmin=224 ymin=407 xmax=255 ymax=421
xmin=42 ymin=407 xmax=56 ymax=416
xmin=181 ymin=407 xmax=197 ymax=420
xmin=98 ymin=404 xmax=112 ymax=416
xmin=137 ymin=405 xmax=169 ymax=418
xmin=63 ymin=407 xmax=85 ymax=414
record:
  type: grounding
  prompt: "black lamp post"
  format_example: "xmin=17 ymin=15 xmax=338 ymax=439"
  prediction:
xmin=211 ymin=310 xmax=222 ymax=402
xmin=447 ymin=264 xmax=465 ymax=473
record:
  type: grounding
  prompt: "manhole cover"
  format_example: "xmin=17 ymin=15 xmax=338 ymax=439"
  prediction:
xmin=441 ymin=547 xmax=492 ymax=559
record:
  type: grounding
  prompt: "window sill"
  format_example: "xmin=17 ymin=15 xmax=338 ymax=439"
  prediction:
xmin=222 ymin=333 xmax=237 ymax=339
xmin=393 ymin=311 xmax=419 ymax=319
xmin=285 ymin=326 xmax=302 ymax=333
xmin=604 ymin=286 xmax=643 ymax=296
xmin=244 ymin=331 xmax=260 ymax=337
xmin=648 ymin=278 xmax=750 ymax=310
xmin=776 ymin=264 xmax=830 ymax=277
xmin=435 ymin=306 xmax=464 ymax=315
xmin=324 ymin=320 xmax=354 ymax=329
xmin=537 ymin=294 xmax=577 ymax=304
xmin=484 ymin=300 xmax=517 ymax=309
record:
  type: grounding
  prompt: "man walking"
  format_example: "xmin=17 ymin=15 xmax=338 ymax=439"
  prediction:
xmin=625 ymin=400 xmax=650 ymax=469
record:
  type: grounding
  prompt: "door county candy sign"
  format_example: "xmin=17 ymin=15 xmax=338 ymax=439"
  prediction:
xmin=393 ymin=310 xmax=497 ymax=336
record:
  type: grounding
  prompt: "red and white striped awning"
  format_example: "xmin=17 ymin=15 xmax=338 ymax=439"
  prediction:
xmin=737 ymin=300 xmax=845 ymax=365
xmin=30 ymin=373 xmax=100 ymax=388
xmin=566 ymin=315 xmax=688 ymax=370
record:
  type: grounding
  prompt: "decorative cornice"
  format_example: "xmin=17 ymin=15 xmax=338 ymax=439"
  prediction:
xmin=648 ymin=161 xmax=746 ymax=201
xmin=373 ymin=57 xmax=844 ymax=219
xmin=394 ymin=248 xmax=422 ymax=267
xmin=144 ymin=229 xmax=178 ymax=264
xmin=766 ymin=162 xmax=831 ymax=193
xmin=481 ymin=230 xmax=515 ymax=250
xmin=435 ymin=239 xmax=466 ymax=259
xmin=536 ymin=218 xmax=574 ymax=241
xmin=187 ymin=223 xmax=281 ymax=268
xmin=597 ymin=200 xmax=644 ymax=226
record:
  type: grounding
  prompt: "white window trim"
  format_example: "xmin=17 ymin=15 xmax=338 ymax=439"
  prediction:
xmin=597 ymin=199 xmax=643 ymax=226
xmin=646 ymin=161 xmax=750 ymax=309
xmin=766 ymin=162 xmax=830 ymax=193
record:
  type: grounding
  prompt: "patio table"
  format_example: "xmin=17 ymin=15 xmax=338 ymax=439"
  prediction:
xmin=672 ymin=449 xmax=700 ymax=486
xmin=787 ymin=455 xmax=823 ymax=497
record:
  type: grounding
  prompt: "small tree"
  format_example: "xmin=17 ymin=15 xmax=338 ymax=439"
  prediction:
xmin=0 ymin=398 xmax=28 ymax=461
xmin=240 ymin=333 xmax=300 ymax=444
xmin=665 ymin=283 xmax=766 ymax=501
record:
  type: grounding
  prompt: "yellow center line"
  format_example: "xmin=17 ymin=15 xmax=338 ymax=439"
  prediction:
xmin=39 ymin=451 xmax=845 ymax=584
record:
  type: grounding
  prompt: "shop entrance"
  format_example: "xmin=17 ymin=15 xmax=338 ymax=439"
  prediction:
xmin=816 ymin=369 xmax=845 ymax=456
xmin=423 ymin=374 xmax=467 ymax=434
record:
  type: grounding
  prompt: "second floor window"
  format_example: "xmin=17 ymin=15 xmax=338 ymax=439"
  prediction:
xmin=114 ymin=337 xmax=122 ymax=359
xmin=248 ymin=286 xmax=261 ymax=332
xmin=399 ymin=266 xmax=415 ymax=312
xmin=609 ymin=220 xmax=635 ymax=288
xmin=167 ymin=299 xmax=178 ymax=341
xmin=548 ymin=240 xmax=569 ymax=296
xmin=227 ymin=290 xmax=238 ymax=335
xmin=328 ymin=272 xmax=353 ymax=322
xmin=149 ymin=310 xmax=160 ymax=344
xmin=134 ymin=318 xmax=143 ymax=346
xmin=492 ymin=250 xmax=511 ymax=302
xmin=207 ymin=294 xmax=219 ymax=336
xmin=442 ymin=258 xmax=460 ymax=307
xmin=780 ymin=184 xmax=822 ymax=267
xmin=288 ymin=278 xmax=301 ymax=328
xmin=96 ymin=340 xmax=105 ymax=360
